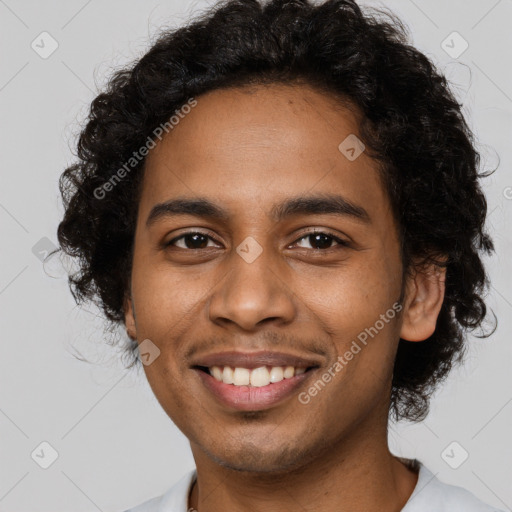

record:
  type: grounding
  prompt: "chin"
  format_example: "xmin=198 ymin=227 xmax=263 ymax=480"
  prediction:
xmin=203 ymin=441 xmax=318 ymax=475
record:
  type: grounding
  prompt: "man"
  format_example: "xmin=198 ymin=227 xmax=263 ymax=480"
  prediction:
xmin=56 ymin=0 xmax=500 ymax=510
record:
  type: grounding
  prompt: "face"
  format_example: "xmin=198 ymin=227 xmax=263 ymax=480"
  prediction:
xmin=124 ymin=83 xmax=438 ymax=474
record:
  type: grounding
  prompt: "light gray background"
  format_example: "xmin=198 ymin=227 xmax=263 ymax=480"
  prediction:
xmin=1 ymin=0 xmax=511 ymax=510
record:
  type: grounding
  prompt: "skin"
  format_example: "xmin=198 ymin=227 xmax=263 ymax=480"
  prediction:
xmin=124 ymin=82 xmax=446 ymax=512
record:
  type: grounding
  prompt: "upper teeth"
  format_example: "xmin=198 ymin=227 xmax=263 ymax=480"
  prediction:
xmin=209 ymin=365 xmax=306 ymax=387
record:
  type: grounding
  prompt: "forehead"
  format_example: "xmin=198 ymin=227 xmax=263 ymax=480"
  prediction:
xmin=139 ymin=83 xmax=391 ymax=225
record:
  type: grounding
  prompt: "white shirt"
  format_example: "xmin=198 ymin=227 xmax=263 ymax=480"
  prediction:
xmin=123 ymin=460 xmax=503 ymax=512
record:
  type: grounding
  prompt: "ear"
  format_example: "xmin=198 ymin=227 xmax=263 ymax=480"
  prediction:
xmin=400 ymin=259 xmax=447 ymax=342
xmin=123 ymin=294 xmax=137 ymax=341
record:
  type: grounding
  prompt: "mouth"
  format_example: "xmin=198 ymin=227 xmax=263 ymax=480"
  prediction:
xmin=192 ymin=363 xmax=320 ymax=411
xmin=194 ymin=364 xmax=318 ymax=386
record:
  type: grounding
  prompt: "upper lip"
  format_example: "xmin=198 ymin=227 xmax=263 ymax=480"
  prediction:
xmin=190 ymin=350 xmax=323 ymax=370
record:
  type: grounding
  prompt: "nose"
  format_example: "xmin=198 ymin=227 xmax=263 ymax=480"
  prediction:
xmin=208 ymin=243 xmax=296 ymax=331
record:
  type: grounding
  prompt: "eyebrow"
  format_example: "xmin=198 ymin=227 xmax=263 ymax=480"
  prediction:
xmin=146 ymin=193 xmax=371 ymax=227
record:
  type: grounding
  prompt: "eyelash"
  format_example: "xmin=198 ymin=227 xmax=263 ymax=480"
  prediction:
xmin=165 ymin=229 xmax=350 ymax=251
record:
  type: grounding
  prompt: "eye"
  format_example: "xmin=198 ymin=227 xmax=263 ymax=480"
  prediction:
xmin=164 ymin=229 xmax=350 ymax=251
xmin=291 ymin=230 xmax=350 ymax=250
xmin=165 ymin=231 xmax=220 ymax=250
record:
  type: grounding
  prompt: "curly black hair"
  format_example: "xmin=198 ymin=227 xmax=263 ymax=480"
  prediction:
xmin=56 ymin=0 xmax=496 ymax=422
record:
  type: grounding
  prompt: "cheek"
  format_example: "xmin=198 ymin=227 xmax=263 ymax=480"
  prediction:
xmin=141 ymin=359 xmax=200 ymax=437
xmin=131 ymin=259 xmax=211 ymax=334
xmin=292 ymin=249 xmax=403 ymax=402
xmin=294 ymin=253 xmax=401 ymax=341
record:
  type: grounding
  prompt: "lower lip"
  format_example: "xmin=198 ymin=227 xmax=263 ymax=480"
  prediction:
xmin=194 ymin=368 xmax=316 ymax=411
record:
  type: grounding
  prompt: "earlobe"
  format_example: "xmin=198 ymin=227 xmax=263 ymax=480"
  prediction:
xmin=399 ymin=261 xmax=447 ymax=342
xmin=123 ymin=294 xmax=137 ymax=341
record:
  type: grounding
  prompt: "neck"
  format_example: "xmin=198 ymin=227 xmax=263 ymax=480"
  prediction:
xmin=188 ymin=419 xmax=418 ymax=512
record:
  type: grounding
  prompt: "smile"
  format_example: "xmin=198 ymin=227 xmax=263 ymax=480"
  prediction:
xmin=193 ymin=364 xmax=318 ymax=411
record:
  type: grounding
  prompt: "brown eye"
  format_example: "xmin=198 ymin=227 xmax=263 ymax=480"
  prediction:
xmin=293 ymin=231 xmax=349 ymax=250
xmin=166 ymin=232 xmax=219 ymax=250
